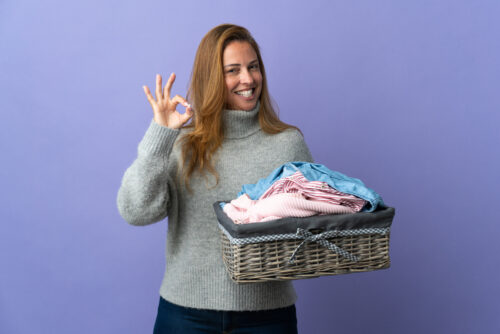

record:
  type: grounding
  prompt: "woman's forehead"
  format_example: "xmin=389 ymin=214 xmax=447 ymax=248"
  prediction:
xmin=223 ymin=41 xmax=257 ymax=64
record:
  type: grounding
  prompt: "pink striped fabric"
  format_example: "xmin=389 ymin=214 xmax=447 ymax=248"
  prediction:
xmin=223 ymin=193 xmax=356 ymax=224
xmin=259 ymin=171 xmax=367 ymax=212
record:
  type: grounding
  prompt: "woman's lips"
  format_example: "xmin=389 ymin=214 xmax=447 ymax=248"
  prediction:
xmin=234 ymin=88 xmax=255 ymax=100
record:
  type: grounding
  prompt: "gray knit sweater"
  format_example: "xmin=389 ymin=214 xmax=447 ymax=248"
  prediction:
xmin=117 ymin=102 xmax=314 ymax=311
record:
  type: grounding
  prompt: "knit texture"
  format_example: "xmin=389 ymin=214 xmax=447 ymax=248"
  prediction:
xmin=117 ymin=101 xmax=314 ymax=311
xmin=223 ymin=192 xmax=356 ymax=224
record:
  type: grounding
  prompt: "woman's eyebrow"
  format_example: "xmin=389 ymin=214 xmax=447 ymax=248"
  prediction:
xmin=224 ymin=59 xmax=259 ymax=68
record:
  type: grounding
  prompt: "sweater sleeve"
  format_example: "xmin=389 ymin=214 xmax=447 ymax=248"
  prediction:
xmin=117 ymin=119 xmax=180 ymax=226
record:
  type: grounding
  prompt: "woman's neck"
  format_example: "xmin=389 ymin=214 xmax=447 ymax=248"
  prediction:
xmin=222 ymin=101 xmax=261 ymax=139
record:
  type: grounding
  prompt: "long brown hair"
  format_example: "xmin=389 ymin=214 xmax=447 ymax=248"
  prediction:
xmin=179 ymin=23 xmax=301 ymax=191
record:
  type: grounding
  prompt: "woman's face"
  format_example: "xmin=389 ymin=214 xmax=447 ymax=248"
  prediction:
xmin=223 ymin=41 xmax=262 ymax=111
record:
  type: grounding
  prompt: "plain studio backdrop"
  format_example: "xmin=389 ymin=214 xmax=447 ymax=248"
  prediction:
xmin=1 ymin=0 xmax=499 ymax=333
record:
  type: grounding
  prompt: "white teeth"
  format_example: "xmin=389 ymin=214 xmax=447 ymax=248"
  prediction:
xmin=235 ymin=89 xmax=253 ymax=97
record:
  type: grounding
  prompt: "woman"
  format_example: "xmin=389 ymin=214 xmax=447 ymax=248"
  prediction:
xmin=117 ymin=23 xmax=313 ymax=333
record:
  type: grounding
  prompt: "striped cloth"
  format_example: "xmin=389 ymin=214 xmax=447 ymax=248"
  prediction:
xmin=223 ymin=193 xmax=356 ymax=224
xmin=223 ymin=171 xmax=368 ymax=224
xmin=259 ymin=171 xmax=367 ymax=212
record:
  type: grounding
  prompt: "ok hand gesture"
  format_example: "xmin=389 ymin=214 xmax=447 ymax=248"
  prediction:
xmin=143 ymin=73 xmax=193 ymax=129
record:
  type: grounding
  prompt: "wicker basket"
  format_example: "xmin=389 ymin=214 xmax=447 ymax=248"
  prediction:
xmin=213 ymin=202 xmax=395 ymax=283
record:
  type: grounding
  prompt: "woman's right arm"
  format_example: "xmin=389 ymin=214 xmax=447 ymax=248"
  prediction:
xmin=116 ymin=73 xmax=193 ymax=226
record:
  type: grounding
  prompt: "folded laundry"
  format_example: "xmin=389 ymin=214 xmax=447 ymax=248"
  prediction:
xmin=260 ymin=170 xmax=367 ymax=211
xmin=223 ymin=193 xmax=356 ymax=224
xmin=237 ymin=162 xmax=385 ymax=212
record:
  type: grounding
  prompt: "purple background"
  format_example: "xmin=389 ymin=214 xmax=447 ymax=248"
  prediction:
xmin=1 ymin=0 xmax=499 ymax=333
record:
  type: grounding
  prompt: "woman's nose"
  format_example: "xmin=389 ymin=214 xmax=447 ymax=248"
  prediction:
xmin=239 ymin=69 xmax=254 ymax=84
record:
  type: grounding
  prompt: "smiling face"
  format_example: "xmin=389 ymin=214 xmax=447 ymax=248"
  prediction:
xmin=223 ymin=41 xmax=263 ymax=111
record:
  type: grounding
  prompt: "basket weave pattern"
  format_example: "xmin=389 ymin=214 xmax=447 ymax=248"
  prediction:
xmin=221 ymin=231 xmax=391 ymax=283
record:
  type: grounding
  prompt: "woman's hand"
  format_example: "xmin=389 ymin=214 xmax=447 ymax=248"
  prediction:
xmin=143 ymin=73 xmax=193 ymax=129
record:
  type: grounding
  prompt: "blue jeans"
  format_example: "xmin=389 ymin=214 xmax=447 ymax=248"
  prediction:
xmin=153 ymin=297 xmax=298 ymax=334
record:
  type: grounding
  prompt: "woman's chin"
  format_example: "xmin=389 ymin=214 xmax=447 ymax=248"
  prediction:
xmin=227 ymin=99 xmax=259 ymax=111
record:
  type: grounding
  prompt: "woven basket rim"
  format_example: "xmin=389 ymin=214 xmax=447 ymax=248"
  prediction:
xmin=218 ymin=222 xmax=390 ymax=246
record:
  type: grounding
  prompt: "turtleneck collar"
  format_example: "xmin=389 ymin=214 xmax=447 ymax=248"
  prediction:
xmin=222 ymin=100 xmax=261 ymax=139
